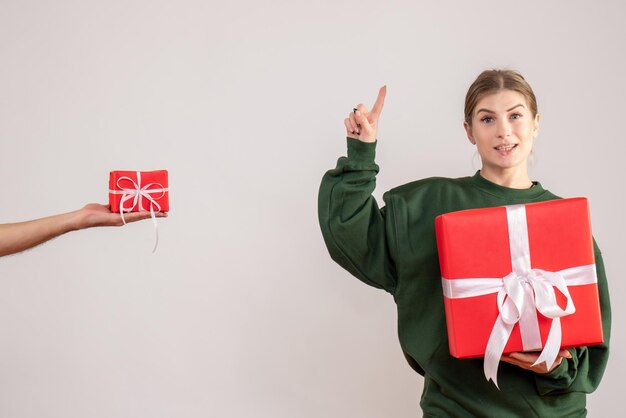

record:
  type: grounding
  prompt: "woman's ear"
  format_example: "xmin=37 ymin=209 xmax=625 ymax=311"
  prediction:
xmin=464 ymin=121 xmax=475 ymax=145
xmin=533 ymin=113 xmax=541 ymax=138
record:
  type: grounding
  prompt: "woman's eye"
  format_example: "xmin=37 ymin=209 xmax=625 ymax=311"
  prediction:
xmin=510 ymin=113 xmax=523 ymax=120
xmin=480 ymin=117 xmax=494 ymax=123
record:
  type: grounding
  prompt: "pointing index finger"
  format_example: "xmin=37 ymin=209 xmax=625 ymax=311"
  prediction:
xmin=370 ymin=85 xmax=387 ymax=116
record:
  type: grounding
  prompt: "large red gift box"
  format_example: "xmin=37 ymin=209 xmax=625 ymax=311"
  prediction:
xmin=435 ymin=198 xmax=602 ymax=382
xmin=109 ymin=170 xmax=169 ymax=214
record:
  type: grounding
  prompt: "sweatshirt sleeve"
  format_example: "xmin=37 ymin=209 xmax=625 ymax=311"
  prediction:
xmin=533 ymin=243 xmax=611 ymax=395
xmin=317 ymin=138 xmax=398 ymax=294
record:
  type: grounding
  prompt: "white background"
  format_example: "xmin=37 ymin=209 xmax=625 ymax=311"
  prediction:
xmin=1 ymin=1 xmax=624 ymax=416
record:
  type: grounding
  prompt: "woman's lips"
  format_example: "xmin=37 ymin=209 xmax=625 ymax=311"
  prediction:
xmin=494 ymin=143 xmax=518 ymax=156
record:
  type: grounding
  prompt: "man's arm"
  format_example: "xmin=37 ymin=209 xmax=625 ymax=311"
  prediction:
xmin=0 ymin=203 xmax=167 ymax=257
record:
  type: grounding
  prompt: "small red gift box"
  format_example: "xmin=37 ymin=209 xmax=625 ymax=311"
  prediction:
xmin=109 ymin=170 xmax=169 ymax=214
xmin=435 ymin=198 xmax=602 ymax=384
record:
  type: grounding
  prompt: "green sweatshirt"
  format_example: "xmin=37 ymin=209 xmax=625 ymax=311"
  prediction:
xmin=318 ymin=138 xmax=611 ymax=418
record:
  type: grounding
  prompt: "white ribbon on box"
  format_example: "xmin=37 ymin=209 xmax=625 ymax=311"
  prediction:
xmin=109 ymin=171 xmax=168 ymax=253
xmin=441 ymin=204 xmax=597 ymax=387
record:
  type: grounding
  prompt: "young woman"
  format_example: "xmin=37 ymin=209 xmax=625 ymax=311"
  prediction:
xmin=318 ymin=70 xmax=610 ymax=417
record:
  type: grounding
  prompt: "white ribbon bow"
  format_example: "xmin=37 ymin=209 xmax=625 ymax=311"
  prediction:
xmin=109 ymin=171 xmax=168 ymax=253
xmin=440 ymin=204 xmax=597 ymax=388
xmin=485 ymin=268 xmax=576 ymax=387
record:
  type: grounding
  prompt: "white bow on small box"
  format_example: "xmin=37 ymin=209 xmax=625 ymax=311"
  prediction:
xmin=109 ymin=170 xmax=169 ymax=253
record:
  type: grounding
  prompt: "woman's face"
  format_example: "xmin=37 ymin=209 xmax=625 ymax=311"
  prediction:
xmin=464 ymin=89 xmax=539 ymax=176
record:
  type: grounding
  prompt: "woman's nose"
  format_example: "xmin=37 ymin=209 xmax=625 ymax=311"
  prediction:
xmin=496 ymin=120 xmax=512 ymax=138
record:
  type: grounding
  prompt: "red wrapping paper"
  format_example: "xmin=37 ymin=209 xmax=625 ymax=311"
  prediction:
xmin=435 ymin=198 xmax=603 ymax=359
xmin=109 ymin=170 xmax=169 ymax=213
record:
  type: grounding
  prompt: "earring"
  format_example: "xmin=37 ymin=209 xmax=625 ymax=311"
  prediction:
xmin=472 ymin=150 xmax=481 ymax=171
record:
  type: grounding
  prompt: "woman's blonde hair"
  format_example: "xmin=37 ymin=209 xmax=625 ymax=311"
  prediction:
xmin=464 ymin=69 xmax=538 ymax=126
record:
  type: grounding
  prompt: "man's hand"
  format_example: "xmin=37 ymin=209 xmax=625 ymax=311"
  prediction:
xmin=74 ymin=203 xmax=167 ymax=229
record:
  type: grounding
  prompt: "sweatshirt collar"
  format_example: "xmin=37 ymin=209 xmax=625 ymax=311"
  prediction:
xmin=470 ymin=171 xmax=547 ymax=200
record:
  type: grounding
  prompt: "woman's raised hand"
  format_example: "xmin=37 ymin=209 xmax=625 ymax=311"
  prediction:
xmin=344 ymin=86 xmax=386 ymax=143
